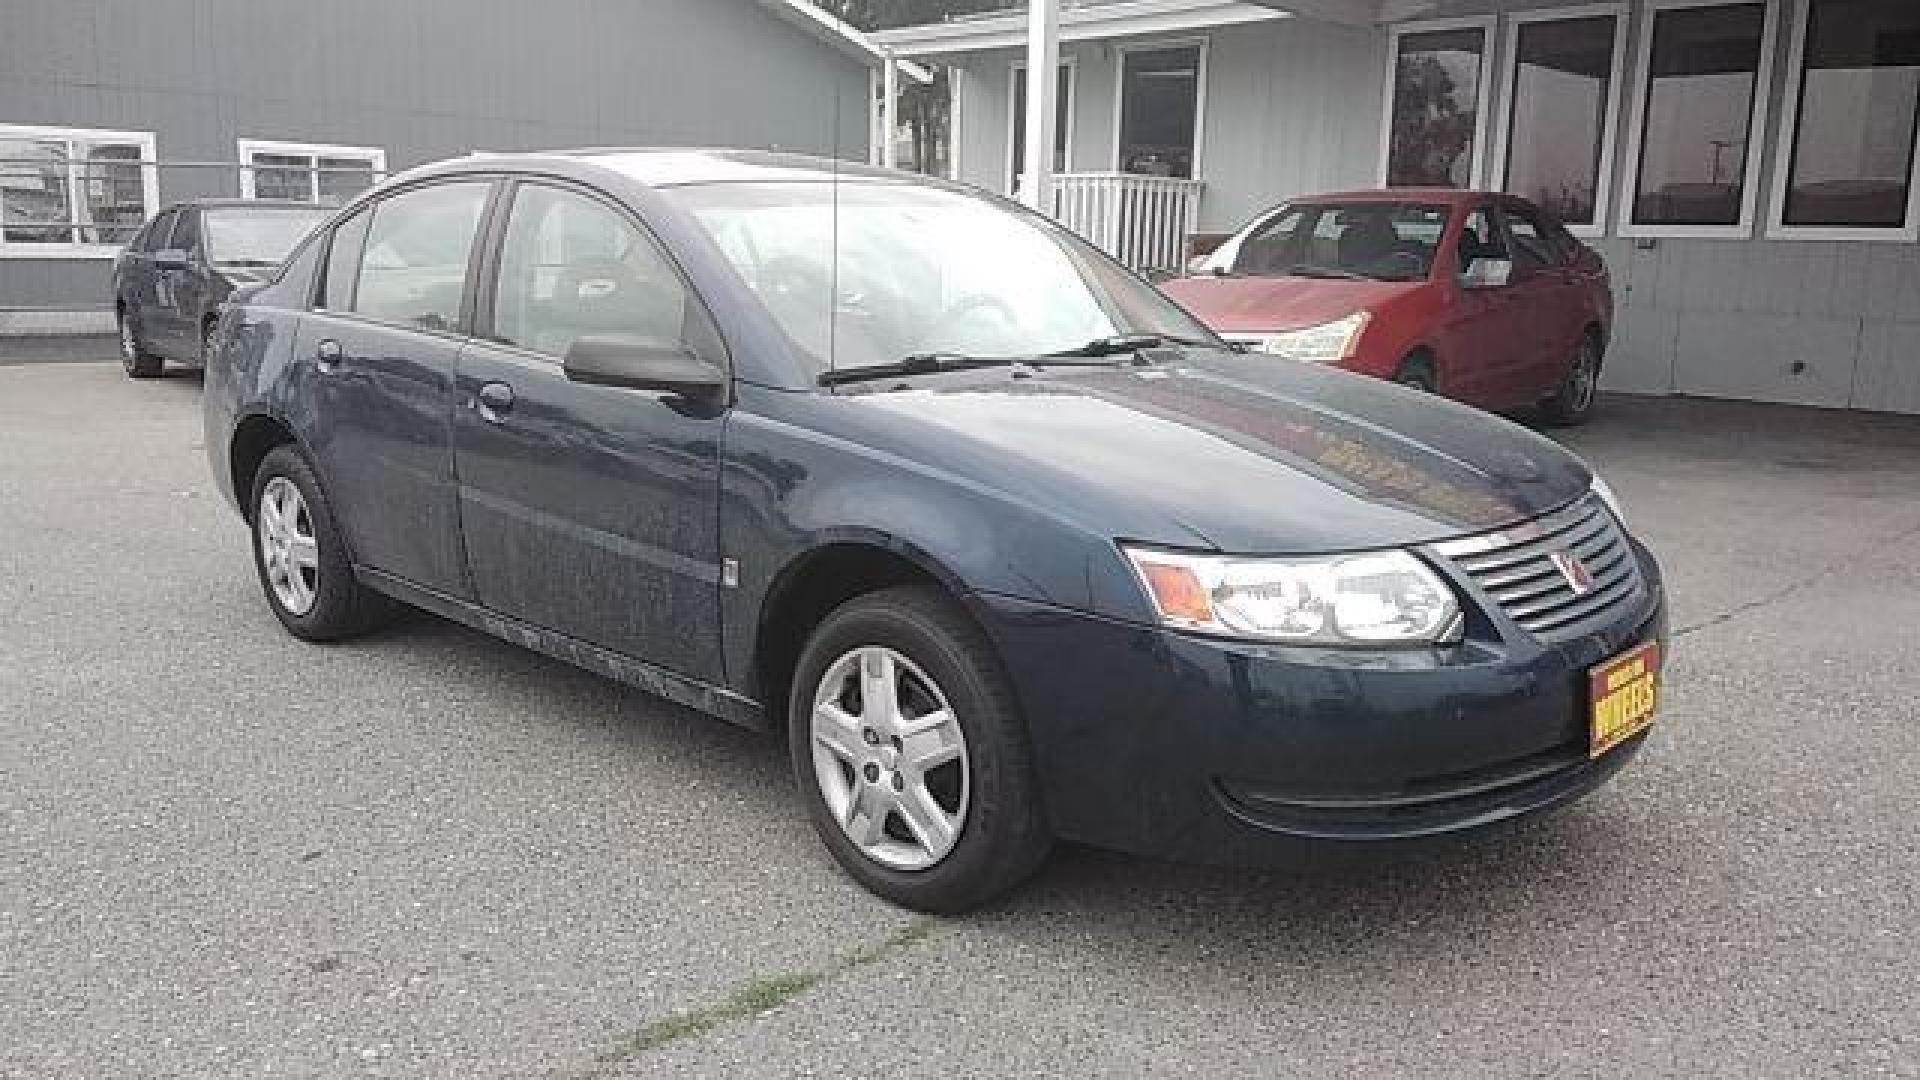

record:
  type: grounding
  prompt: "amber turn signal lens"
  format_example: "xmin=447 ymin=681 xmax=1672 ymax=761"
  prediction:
xmin=1137 ymin=560 xmax=1215 ymax=625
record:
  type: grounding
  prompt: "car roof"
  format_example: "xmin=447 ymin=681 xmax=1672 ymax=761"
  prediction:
xmin=1294 ymin=188 xmax=1500 ymax=206
xmin=446 ymin=147 xmax=927 ymax=189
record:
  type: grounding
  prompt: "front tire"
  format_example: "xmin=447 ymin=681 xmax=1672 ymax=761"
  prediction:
xmin=788 ymin=587 xmax=1051 ymax=913
xmin=249 ymin=444 xmax=394 ymax=641
xmin=118 ymin=309 xmax=163 ymax=379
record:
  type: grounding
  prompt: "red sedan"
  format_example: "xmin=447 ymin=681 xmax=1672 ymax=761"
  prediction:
xmin=1162 ymin=190 xmax=1612 ymax=425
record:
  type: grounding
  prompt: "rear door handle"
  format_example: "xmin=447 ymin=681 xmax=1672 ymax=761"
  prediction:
xmin=315 ymin=338 xmax=343 ymax=372
xmin=475 ymin=381 xmax=515 ymax=424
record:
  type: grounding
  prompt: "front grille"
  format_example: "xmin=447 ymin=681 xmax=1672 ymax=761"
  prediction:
xmin=1431 ymin=495 xmax=1644 ymax=641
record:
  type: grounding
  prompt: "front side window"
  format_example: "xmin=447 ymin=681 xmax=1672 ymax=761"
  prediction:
xmin=1387 ymin=26 xmax=1489 ymax=187
xmin=239 ymin=141 xmax=386 ymax=206
xmin=1777 ymin=0 xmax=1920 ymax=232
xmin=350 ymin=182 xmax=489 ymax=333
xmin=1230 ymin=202 xmax=1451 ymax=282
xmin=1118 ymin=45 xmax=1202 ymax=178
xmin=0 ymin=125 xmax=155 ymax=248
xmin=667 ymin=180 xmax=1213 ymax=375
xmin=1457 ymin=208 xmax=1511 ymax=277
xmin=1502 ymin=15 xmax=1623 ymax=228
xmin=1628 ymin=3 xmax=1771 ymax=229
xmin=492 ymin=184 xmax=691 ymax=357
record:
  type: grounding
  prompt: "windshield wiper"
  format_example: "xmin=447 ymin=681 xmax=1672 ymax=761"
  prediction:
xmin=1284 ymin=263 xmax=1375 ymax=282
xmin=1044 ymin=333 xmax=1217 ymax=358
xmin=818 ymin=352 xmax=1020 ymax=387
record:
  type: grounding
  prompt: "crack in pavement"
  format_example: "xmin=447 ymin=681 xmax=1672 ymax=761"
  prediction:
xmin=1673 ymin=515 xmax=1920 ymax=639
xmin=559 ymin=915 xmax=941 ymax=1078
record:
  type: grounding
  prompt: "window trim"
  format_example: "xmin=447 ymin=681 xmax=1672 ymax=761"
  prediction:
xmin=1616 ymin=0 xmax=1782 ymax=240
xmin=237 ymin=138 xmax=388 ymax=203
xmin=1765 ymin=0 xmax=1920 ymax=243
xmin=1488 ymin=4 xmax=1630 ymax=238
xmin=0 ymin=123 xmax=159 ymax=259
xmin=1006 ymin=56 xmax=1079 ymax=195
xmin=1110 ymin=36 xmax=1211 ymax=179
xmin=1378 ymin=16 xmax=1499 ymax=190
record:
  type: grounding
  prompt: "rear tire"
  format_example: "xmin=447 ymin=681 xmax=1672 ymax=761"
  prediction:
xmin=118 ymin=309 xmax=163 ymax=379
xmin=248 ymin=444 xmax=395 ymax=642
xmin=1542 ymin=333 xmax=1602 ymax=427
xmin=788 ymin=587 xmax=1051 ymax=913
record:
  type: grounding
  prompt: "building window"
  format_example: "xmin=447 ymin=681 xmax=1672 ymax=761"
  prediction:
xmin=1771 ymin=0 xmax=1920 ymax=237
xmin=238 ymin=140 xmax=386 ymax=205
xmin=0 ymin=124 xmax=157 ymax=253
xmin=1384 ymin=21 xmax=1493 ymax=188
xmin=1118 ymin=44 xmax=1204 ymax=178
xmin=1497 ymin=10 xmax=1627 ymax=233
xmin=1621 ymin=1 xmax=1777 ymax=236
xmin=1009 ymin=63 xmax=1074 ymax=195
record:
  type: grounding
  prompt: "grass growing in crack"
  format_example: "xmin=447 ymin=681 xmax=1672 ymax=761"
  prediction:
xmin=581 ymin=916 xmax=938 ymax=1072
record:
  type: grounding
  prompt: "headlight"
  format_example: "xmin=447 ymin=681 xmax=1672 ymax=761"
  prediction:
xmin=1591 ymin=475 xmax=1628 ymax=526
xmin=1122 ymin=545 xmax=1461 ymax=646
xmin=1243 ymin=311 xmax=1371 ymax=363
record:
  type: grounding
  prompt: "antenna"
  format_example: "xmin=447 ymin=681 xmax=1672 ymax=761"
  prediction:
xmin=829 ymin=79 xmax=842 ymax=379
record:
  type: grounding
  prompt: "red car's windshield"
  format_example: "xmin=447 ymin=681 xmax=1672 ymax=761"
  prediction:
xmin=1227 ymin=202 xmax=1451 ymax=283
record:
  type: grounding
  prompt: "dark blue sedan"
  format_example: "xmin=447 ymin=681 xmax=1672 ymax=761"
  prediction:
xmin=203 ymin=150 xmax=1667 ymax=912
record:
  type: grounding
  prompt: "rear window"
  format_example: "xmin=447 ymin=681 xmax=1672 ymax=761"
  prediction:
xmin=1231 ymin=202 xmax=1451 ymax=282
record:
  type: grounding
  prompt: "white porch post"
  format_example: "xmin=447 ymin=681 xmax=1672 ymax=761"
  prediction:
xmin=881 ymin=51 xmax=901 ymax=169
xmin=1019 ymin=0 xmax=1060 ymax=210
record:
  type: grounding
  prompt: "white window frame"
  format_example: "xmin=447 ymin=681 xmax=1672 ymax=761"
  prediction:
xmin=1616 ymin=0 xmax=1781 ymax=240
xmin=0 ymin=123 xmax=159 ymax=259
xmin=1378 ymin=16 xmax=1499 ymax=189
xmin=1765 ymin=0 xmax=1920 ymax=243
xmin=1110 ymin=36 xmax=1211 ymax=179
xmin=1489 ymin=4 xmax=1630 ymax=238
xmin=948 ymin=67 xmax=967 ymax=182
xmin=1007 ymin=57 xmax=1078 ymax=195
xmin=237 ymin=138 xmax=387 ymax=203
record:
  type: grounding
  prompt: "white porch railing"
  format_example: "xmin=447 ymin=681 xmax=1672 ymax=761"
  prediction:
xmin=1044 ymin=172 xmax=1205 ymax=274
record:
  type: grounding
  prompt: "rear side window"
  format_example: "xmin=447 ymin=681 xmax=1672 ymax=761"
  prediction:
xmin=350 ymin=182 xmax=490 ymax=333
xmin=321 ymin=207 xmax=371 ymax=311
xmin=490 ymin=183 xmax=690 ymax=357
xmin=168 ymin=207 xmax=200 ymax=253
xmin=1502 ymin=205 xmax=1561 ymax=272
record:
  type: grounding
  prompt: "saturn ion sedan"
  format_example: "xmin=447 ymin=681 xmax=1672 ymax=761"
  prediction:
xmin=203 ymin=150 xmax=1667 ymax=912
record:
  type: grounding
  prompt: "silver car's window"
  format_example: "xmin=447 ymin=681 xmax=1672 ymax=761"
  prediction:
xmin=492 ymin=184 xmax=688 ymax=358
xmin=350 ymin=182 xmax=489 ymax=334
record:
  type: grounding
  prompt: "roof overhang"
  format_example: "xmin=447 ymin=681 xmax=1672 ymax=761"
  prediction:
xmin=756 ymin=0 xmax=934 ymax=82
xmin=873 ymin=0 xmax=1293 ymax=57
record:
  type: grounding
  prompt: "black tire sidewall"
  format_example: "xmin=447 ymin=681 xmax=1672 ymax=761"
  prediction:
xmin=1546 ymin=337 xmax=1601 ymax=425
xmin=787 ymin=588 xmax=1048 ymax=913
xmin=1395 ymin=358 xmax=1436 ymax=393
xmin=248 ymin=444 xmax=376 ymax=642
xmin=119 ymin=310 xmax=162 ymax=379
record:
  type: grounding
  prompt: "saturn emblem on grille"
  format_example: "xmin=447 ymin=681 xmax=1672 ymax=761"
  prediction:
xmin=1550 ymin=550 xmax=1598 ymax=596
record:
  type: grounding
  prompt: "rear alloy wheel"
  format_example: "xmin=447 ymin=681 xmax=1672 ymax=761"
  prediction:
xmin=789 ymin=587 xmax=1050 ymax=912
xmin=119 ymin=311 xmax=163 ymax=379
xmin=249 ymin=444 xmax=394 ymax=641
xmin=1543 ymin=334 xmax=1602 ymax=426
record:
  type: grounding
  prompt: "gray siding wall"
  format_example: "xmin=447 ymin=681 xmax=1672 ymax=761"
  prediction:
xmin=0 ymin=0 xmax=869 ymax=313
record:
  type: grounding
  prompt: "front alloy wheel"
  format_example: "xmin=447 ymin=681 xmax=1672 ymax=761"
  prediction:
xmin=810 ymin=646 xmax=969 ymax=870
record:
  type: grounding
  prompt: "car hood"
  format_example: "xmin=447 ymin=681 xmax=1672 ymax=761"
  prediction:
xmin=837 ymin=351 xmax=1590 ymax=554
xmin=1161 ymin=275 xmax=1424 ymax=334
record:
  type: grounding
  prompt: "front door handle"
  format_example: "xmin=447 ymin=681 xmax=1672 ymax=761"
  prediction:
xmin=315 ymin=338 xmax=343 ymax=372
xmin=475 ymin=381 xmax=515 ymax=424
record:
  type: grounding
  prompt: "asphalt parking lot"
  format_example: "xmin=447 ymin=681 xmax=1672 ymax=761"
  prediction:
xmin=3 ymin=351 xmax=1917 ymax=1079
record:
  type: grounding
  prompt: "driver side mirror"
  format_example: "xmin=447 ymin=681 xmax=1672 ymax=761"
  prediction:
xmin=1461 ymin=257 xmax=1512 ymax=289
xmin=153 ymin=248 xmax=190 ymax=272
xmin=562 ymin=334 xmax=726 ymax=404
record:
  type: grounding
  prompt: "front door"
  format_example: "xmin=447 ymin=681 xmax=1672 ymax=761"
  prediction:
xmin=452 ymin=180 xmax=726 ymax=683
xmin=150 ymin=205 xmax=198 ymax=354
xmin=1435 ymin=206 xmax=1530 ymax=407
xmin=295 ymin=179 xmax=494 ymax=599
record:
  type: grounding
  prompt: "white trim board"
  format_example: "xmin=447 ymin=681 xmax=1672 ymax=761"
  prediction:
xmin=1764 ymin=0 xmax=1920 ymax=244
xmin=237 ymin=139 xmax=387 ymax=201
xmin=874 ymin=0 xmax=1285 ymax=58
xmin=1379 ymin=16 xmax=1499 ymax=190
xmin=1007 ymin=58 xmax=1079 ymax=195
xmin=1111 ymin=37 xmax=1210 ymax=179
xmin=1487 ymin=4 xmax=1629 ymax=238
xmin=0 ymin=122 xmax=160 ymax=256
xmin=1615 ymin=0 xmax=1781 ymax=241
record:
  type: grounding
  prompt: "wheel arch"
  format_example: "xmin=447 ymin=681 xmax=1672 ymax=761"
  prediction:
xmin=228 ymin=411 xmax=301 ymax=525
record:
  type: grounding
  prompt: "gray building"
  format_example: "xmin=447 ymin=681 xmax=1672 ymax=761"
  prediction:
xmin=879 ymin=0 xmax=1920 ymax=415
xmin=0 ymin=0 xmax=891 ymax=333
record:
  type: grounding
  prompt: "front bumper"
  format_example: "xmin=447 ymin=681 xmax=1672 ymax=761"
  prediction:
xmin=971 ymin=542 xmax=1667 ymax=864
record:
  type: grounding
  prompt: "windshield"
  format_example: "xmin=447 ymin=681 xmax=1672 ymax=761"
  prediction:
xmin=204 ymin=207 xmax=330 ymax=266
xmin=1226 ymin=202 xmax=1451 ymax=282
xmin=666 ymin=180 xmax=1216 ymax=374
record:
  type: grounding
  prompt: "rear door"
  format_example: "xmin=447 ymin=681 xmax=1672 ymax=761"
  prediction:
xmin=1497 ymin=200 xmax=1582 ymax=400
xmin=292 ymin=179 xmax=495 ymax=599
xmin=451 ymin=179 xmax=728 ymax=683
